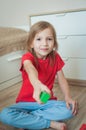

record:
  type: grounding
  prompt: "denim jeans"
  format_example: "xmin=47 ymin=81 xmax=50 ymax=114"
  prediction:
xmin=0 ymin=100 xmax=73 ymax=130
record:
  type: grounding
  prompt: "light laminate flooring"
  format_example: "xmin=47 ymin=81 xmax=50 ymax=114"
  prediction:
xmin=0 ymin=82 xmax=86 ymax=130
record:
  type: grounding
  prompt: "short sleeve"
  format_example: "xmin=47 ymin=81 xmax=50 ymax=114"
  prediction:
xmin=56 ymin=52 xmax=65 ymax=71
xmin=22 ymin=52 xmax=34 ymax=63
xmin=20 ymin=52 xmax=35 ymax=71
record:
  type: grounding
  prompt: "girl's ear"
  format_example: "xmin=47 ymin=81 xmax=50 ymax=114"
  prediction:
xmin=53 ymin=44 xmax=55 ymax=50
xmin=53 ymin=47 xmax=55 ymax=51
xmin=30 ymin=42 xmax=34 ymax=48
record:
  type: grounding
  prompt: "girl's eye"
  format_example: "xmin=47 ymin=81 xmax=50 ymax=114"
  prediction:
xmin=48 ymin=38 xmax=53 ymax=41
xmin=37 ymin=38 xmax=41 ymax=41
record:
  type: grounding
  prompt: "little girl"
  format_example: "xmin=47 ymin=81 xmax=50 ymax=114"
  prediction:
xmin=0 ymin=21 xmax=78 ymax=130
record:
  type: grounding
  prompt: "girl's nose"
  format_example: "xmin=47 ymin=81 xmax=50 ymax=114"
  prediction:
xmin=43 ymin=40 xmax=47 ymax=46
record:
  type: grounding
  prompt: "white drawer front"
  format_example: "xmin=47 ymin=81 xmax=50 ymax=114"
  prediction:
xmin=63 ymin=58 xmax=86 ymax=80
xmin=58 ymin=35 xmax=86 ymax=58
xmin=0 ymin=51 xmax=25 ymax=84
xmin=30 ymin=11 xmax=86 ymax=35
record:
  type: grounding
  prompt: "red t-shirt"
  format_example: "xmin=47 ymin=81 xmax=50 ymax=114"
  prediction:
xmin=16 ymin=52 xmax=64 ymax=103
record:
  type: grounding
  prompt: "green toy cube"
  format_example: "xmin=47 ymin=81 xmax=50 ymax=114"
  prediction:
xmin=40 ymin=91 xmax=51 ymax=103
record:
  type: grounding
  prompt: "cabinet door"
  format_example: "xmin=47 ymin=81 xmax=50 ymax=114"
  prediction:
xmin=63 ymin=58 xmax=86 ymax=80
xmin=58 ymin=36 xmax=86 ymax=58
xmin=0 ymin=50 xmax=24 ymax=84
xmin=30 ymin=10 xmax=86 ymax=35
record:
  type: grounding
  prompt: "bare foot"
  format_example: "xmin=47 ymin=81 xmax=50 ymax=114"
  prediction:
xmin=50 ymin=121 xmax=67 ymax=130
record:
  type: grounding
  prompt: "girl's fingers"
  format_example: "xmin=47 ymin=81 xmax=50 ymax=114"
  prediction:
xmin=72 ymin=100 xmax=78 ymax=115
xmin=66 ymin=102 xmax=71 ymax=109
xmin=66 ymin=100 xmax=78 ymax=115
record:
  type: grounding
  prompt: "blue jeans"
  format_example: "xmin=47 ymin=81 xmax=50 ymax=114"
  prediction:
xmin=0 ymin=100 xmax=73 ymax=130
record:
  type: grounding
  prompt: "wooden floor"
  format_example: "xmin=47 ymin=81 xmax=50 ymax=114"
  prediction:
xmin=0 ymin=82 xmax=86 ymax=130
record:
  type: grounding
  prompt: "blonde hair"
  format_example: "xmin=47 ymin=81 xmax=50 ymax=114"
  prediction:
xmin=27 ymin=21 xmax=58 ymax=65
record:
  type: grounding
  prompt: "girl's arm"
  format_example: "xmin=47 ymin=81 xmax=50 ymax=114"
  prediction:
xmin=23 ymin=60 xmax=51 ymax=103
xmin=57 ymin=70 xmax=78 ymax=115
xmin=57 ymin=70 xmax=71 ymax=99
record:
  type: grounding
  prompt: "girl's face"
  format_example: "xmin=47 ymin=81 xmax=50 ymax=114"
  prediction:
xmin=32 ymin=28 xmax=54 ymax=59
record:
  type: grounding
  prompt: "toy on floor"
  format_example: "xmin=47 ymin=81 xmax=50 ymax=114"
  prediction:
xmin=80 ymin=124 xmax=86 ymax=130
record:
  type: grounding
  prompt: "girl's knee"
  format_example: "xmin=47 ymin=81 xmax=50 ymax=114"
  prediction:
xmin=54 ymin=101 xmax=73 ymax=120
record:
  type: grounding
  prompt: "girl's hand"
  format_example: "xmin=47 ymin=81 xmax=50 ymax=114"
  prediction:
xmin=33 ymin=87 xmax=41 ymax=104
xmin=33 ymin=81 xmax=51 ymax=104
xmin=65 ymin=96 xmax=78 ymax=115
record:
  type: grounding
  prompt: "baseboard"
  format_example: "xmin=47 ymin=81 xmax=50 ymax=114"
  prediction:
xmin=67 ymin=78 xmax=86 ymax=87
xmin=55 ymin=78 xmax=86 ymax=87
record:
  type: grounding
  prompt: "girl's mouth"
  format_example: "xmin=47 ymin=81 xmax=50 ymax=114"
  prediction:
xmin=40 ymin=48 xmax=48 ymax=51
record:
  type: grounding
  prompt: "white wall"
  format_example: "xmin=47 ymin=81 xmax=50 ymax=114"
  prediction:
xmin=0 ymin=0 xmax=86 ymax=31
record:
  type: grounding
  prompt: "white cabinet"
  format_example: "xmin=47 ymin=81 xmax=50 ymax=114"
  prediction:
xmin=63 ymin=59 xmax=86 ymax=80
xmin=58 ymin=36 xmax=86 ymax=58
xmin=30 ymin=10 xmax=86 ymax=80
xmin=0 ymin=50 xmax=25 ymax=90
xmin=57 ymin=35 xmax=86 ymax=80
xmin=30 ymin=11 xmax=86 ymax=35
